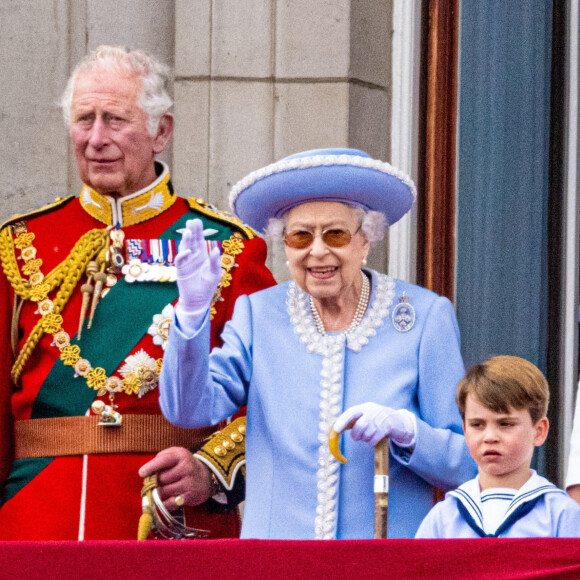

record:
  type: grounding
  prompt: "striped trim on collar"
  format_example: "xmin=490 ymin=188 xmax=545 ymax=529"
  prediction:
xmin=449 ymin=471 xmax=566 ymax=537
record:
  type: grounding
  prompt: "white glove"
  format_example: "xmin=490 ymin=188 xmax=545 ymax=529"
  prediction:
xmin=174 ymin=219 xmax=222 ymax=335
xmin=333 ymin=403 xmax=417 ymax=448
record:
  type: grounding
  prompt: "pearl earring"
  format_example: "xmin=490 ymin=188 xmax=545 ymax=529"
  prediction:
xmin=286 ymin=260 xmax=290 ymax=267
xmin=362 ymin=258 xmax=367 ymax=266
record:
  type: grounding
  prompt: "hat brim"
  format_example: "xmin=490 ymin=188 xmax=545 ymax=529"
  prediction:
xmin=230 ymin=153 xmax=416 ymax=233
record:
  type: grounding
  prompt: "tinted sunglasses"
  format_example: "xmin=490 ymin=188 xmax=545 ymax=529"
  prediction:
xmin=284 ymin=226 xmax=360 ymax=249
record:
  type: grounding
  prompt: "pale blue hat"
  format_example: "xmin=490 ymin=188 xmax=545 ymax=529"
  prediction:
xmin=229 ymin=147 xmax=416 ymax=233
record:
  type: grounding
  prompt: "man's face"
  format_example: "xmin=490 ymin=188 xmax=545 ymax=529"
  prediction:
xmin=70 ymin=68 xmax=170 ymax=197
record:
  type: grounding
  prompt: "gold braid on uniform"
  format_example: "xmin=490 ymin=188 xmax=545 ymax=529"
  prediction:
xmin=0 ymin=224 xmax=109 ymax=384
xmin=195 ymin=416 xmax=246 ymax=491
xmin=138 ymin=474 xmax=158 ymax=540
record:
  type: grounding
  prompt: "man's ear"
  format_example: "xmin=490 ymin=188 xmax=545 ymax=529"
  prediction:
xmin=153 ymin=113 xmax=174 ymax=155
xmin=533 ymin=416 xmax=549 ymax=447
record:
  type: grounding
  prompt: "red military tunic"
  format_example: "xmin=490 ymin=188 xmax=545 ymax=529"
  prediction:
xmin=0 ymin=163 xmax=275 ymax=540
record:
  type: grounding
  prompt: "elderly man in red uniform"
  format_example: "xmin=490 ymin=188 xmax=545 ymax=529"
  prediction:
xmin=0 ymin=45 xmax=275 ymax=540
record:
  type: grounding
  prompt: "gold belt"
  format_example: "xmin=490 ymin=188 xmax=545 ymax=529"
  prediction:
xmin=14 ymin=415 xmax=217 ymax=459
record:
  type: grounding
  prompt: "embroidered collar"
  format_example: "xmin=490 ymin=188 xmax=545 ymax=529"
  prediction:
xmin=287 ymin=270 xmax=396 ymax=355
xmin=79 ymin=161 xmax=176 ymax=227
xmin=449 ymin=470 xmax=565 ymax=537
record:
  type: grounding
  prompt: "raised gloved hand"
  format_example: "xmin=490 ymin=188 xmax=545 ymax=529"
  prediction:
xmin=333 ymin=403 xmax=417 ymax=448
xmin=174 ymin=219 xmax=222 ymax=334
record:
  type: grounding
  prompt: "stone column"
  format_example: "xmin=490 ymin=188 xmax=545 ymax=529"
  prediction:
xmin=0 ymin=0 xmax=175 ymax=222
xmin=0 ymin=1 xmax=70 ymax=220
xmin=173 ymin=0 xmax=394 ymax=279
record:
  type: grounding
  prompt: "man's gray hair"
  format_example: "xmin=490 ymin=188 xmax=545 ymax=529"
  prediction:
xmin=60 ymin=45 xmax=173 ymax=135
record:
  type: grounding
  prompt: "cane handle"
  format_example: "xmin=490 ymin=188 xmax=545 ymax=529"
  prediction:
xmin=328 ymin=419 xmax=357 ymax=464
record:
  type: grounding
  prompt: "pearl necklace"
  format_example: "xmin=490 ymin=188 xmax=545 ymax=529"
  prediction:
xmin=310 ymin=271 xmax=371 ymax=336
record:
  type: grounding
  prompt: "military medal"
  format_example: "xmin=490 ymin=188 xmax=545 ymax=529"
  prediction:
xmin=148 ymin=304 xmax=175 ymax=350
xmin=392 ymin=291 xmax=415 ymax=332
xmin=126 ymin=238 xmax=179 ymax=265
xmin=109 ymin=228 xmax=126 ymax=272
xmin=91 ymin=400 xmax=123 ymax=426
xmin=122 ymin=237 xmax=221 ymax=283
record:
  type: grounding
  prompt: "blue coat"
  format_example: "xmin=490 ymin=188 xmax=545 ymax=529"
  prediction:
xmin=161 ymin=270 xmax=477 ymax=538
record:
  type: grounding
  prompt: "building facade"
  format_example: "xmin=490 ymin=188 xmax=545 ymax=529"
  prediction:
xmin=1 ymin=0 xmax=577 ymax=486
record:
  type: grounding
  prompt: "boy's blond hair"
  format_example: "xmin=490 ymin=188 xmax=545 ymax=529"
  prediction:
xmin=456 ymin=355 xmax=549 ymax=424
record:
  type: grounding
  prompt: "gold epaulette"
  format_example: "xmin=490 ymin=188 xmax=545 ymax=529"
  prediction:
xmin=186 ymin=197 xmax=257 ymax=239
xmin=0 ymin=196 xmax=76 ymax=231
xmin=195 ymin=417 xmax=246 ymax=491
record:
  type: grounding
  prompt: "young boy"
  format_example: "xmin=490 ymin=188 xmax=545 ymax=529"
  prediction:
xmin=415 ymin=355 xmax=580 ymax=538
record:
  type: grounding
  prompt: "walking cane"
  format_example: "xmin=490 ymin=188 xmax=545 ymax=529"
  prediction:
xmin=373 ymin=437 xmax=389 ymax=539
xmin=328 ymin=427 xmax=390 ymax=538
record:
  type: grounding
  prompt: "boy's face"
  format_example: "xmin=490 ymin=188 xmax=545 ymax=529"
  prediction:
xmin=463 ymin=394 xmax=548 ymax=490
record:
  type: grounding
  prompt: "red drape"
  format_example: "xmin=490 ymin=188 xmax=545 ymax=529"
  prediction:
xmin=2 ymin=538 xmax=579 ymax=579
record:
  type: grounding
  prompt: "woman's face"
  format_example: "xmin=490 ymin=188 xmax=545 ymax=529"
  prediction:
xmin=284 ymin=202 xmax=369 ymax=301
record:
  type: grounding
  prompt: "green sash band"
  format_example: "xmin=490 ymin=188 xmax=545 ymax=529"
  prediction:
xmin=2 ymin=211 xmax=232 ymax=505
xmin=1 ymin=458 xmax=52 ymax=505
xmin=32 ymin=212 xmax=224 ymax=419
xmin=31 ymin=278 xmax=178 ymax=419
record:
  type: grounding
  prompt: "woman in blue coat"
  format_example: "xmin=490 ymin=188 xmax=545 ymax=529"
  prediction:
xmin=160 ymin=148 xmax=477 ymax=539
